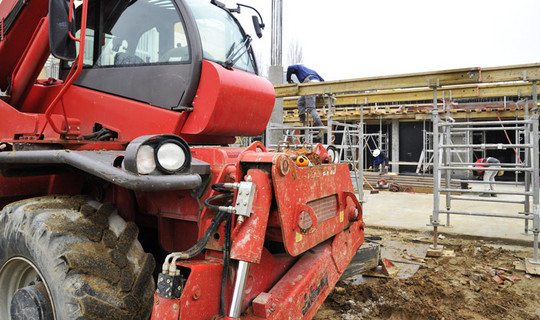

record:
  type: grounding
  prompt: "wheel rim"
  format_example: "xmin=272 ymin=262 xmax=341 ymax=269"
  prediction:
xmin=0 ymin=257 xmax=56 ymax=319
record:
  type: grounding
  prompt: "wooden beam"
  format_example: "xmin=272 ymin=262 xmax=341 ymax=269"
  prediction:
xmin=275 ymin=67 xmax=481 ymax=97
xmin=275 ymin=63 xmax=540 ymax=98
xmin=282 ymin=83 xmax=533 ymax=109
xmin=283 ymin=107 xmax=528 ymax=123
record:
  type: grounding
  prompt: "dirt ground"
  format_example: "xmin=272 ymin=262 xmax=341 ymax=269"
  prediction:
xmin=314 ymin=228 xmax=540 ymax=320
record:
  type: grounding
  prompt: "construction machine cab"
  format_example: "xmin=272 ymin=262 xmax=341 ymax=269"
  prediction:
xmin=54 ymin=0 xmax=257 ymax=110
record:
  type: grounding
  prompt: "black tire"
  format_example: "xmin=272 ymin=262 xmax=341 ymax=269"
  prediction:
xmin=0 ymin=195 xmax=155 ymax=320
xmin=326 ymin=145 xmax=340 ymax=163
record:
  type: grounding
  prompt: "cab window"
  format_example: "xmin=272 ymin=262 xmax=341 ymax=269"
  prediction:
xmin=186 ymin=0 xmax=256 ymax=73
xmin=71 ymin=0 xmax=190 ymax=68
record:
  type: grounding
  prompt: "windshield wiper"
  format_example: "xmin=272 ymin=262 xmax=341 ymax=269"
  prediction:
xmin=223 ymin=35 xmax=252 ymax=69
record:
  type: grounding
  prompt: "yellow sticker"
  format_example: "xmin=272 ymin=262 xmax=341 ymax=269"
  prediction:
xmin=339 ymin=210 xmax=344 ymax=222
xmin=295 ymin=232 xmax=303 ymax=242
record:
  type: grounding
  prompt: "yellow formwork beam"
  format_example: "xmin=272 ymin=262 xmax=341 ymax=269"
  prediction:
xmin=283 ymin=108 xmax=529 ymax=124
xmin=275 ymin=63 xmax=540 ymax=98
xmin=282 ymin=83 xmax=533 ymax=109
xmin=481 ymin=63 xmax=540 ymax=82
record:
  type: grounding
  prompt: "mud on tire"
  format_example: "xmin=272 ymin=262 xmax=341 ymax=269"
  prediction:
xmin=0 ymin=195 xmax=155 ymax=320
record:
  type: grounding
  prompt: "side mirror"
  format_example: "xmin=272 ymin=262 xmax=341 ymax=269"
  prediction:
xmin=252 ymin=15 xmax=263 ymax=38
xmin=49 ymin=0 xmax=77 ymax=61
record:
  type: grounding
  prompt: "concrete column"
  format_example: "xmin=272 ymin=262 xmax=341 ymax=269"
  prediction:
xmin=266 ymin=66 xmax=284 ymax=147
xmin=391 ymin=119 xmax=399 ymax=173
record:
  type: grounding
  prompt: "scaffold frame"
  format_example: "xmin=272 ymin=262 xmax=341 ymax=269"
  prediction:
xmin=431 ymin=81 xmax=540 ymax=266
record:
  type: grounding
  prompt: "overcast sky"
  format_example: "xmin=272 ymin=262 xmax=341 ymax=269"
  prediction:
xmin=2 ymin=0 xmax=536 ymax=81
xmin=223 ymin=0 xmax=540 ymax=81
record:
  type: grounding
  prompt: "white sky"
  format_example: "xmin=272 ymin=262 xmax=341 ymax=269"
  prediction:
xmin=2 ymin=0 xmax=536 ymax=81
xmin=223 ymin=0 xmax=540 ymax=81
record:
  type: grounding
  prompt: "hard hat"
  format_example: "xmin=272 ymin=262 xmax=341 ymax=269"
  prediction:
xmin=372 ymin=149 xmax=380 ymax=157
xmin=497 ymin=170 xmax=504 ymax=176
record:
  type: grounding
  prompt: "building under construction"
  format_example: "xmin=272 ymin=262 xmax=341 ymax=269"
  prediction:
xmin=274 ymin=64 xmax=539 ymax=176
xmin=270 ymin=63 xmax=540 ymax=284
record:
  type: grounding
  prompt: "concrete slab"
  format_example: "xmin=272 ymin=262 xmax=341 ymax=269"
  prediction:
xmin=360 ymin=183 xmax=536 ymax=243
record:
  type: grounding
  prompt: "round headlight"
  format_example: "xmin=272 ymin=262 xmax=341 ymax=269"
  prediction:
xmin=136 ymin=145 xmax=156 ymax=174
xmin=156 ymin=141 xmax=186 ymax=173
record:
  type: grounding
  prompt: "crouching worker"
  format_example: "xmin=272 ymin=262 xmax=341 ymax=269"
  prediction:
xmin=369 ymin=149 xmax=388 ymax=174
xmin=474 ymin=157 xmax=503 ymax=197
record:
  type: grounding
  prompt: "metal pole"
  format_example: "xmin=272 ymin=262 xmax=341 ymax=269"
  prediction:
xmin=444 ymin=118 xmax=452 ymax=227
xmin=449 ymin=197 xmax=526 ymax=204
xmin=359 ymin=100 xmax=364 ymax=202
xmin=432 ymin=86 xmax=441 ymax=248
xmin=228 ymin=260 xmax=251 ymax=318
xmin=482 ymin=129 xmax=486 ymax=161
xmin=440 ymin=120 xmax=533 ymax=126
xmin=439 ymin=188 xmax=533 ymax=196
xmin=466 ymin=116 xmax=472 ymax=179
xmin=422 ymin=119 xmax=426 ymax=174
xmin=270 ymin=0 xmax=282 ymax=66
xmin=522 ymin=96 xmax=533 ymax=233
xmin=451 ymin=179 xmax=526 ymax=185
xmin=327 ymin=91 xmax=333 ymax=145
xmin=525 ymin=118 xmax=531 ymax=234
xmin=531 ymin=81 xmax=539 ymax=262
xmin=515 ymin=120 xmax=520 ymax=184
xmin=438 ymin=210 xmax=535 ymax=220
xmin=378 ymin=116 xmax=382 ymax=152
xmin=451 ymin=126 xmax=527 ymax=131
xmin=440 ymin=143 xmax=533 ymax=149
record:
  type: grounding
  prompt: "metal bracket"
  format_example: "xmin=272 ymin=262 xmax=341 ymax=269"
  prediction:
xmin=428 ymin=78 xmax=440 ymax=88
xmin=427 ymin=214 xmax=442 ymax=227
xmin=235 ymin=180 xmax=256 ymax=218
xmin=156 ymin=272 xmax=185 ymax=299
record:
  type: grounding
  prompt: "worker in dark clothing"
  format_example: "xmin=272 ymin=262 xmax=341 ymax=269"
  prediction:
xmin=370 ymin=149 xmax=388 ymax=174
xmin=474 ymin=157 xmax=503 ymax=197
xmin=286 ymin=64 xmax=324 ymax=128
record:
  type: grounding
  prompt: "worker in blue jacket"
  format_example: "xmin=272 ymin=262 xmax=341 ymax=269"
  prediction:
xmin=370 ymin=149 xmax=388 ymax=174
xmin=286 ymin=64 xmax=324 ymax=129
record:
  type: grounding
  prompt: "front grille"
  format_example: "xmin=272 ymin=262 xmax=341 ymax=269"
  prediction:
xmin=299 ymin=195 xmax=338 ymax=230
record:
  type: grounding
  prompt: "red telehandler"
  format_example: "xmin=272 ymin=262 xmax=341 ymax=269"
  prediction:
xmin=0 ymin=0 xmax=365 ymax=319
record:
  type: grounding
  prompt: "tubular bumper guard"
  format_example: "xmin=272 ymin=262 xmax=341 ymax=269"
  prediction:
xmin=0 ymin=150 xmax=207 ymax=191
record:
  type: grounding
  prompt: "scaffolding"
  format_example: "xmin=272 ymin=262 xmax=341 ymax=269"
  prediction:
xmin=430 ymin=81 xmax=540 ymax=270
xmin=266 ymin=94 xmax=389 ymax=203
xmin=272 ymin=63 xmax=540 ymax=270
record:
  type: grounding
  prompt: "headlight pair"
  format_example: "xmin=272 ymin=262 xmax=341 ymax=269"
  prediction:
xmin=125 ymin=135 xmax=191 ymax=175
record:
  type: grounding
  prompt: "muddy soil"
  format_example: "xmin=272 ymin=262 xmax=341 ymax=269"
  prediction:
xmin=315 ymin=228 xmax=540 ymax=320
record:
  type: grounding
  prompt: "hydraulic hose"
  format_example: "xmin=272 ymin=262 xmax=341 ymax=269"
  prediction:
xmin=204 ymin=193 xmax=234 ymax=212
xmin=163 ymin=183 xmax=237 ymax=274
xmin=164 ymin=209 xmax=229 ymax=273
xmin=212 ymin=183 xmax=235 ymax=194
